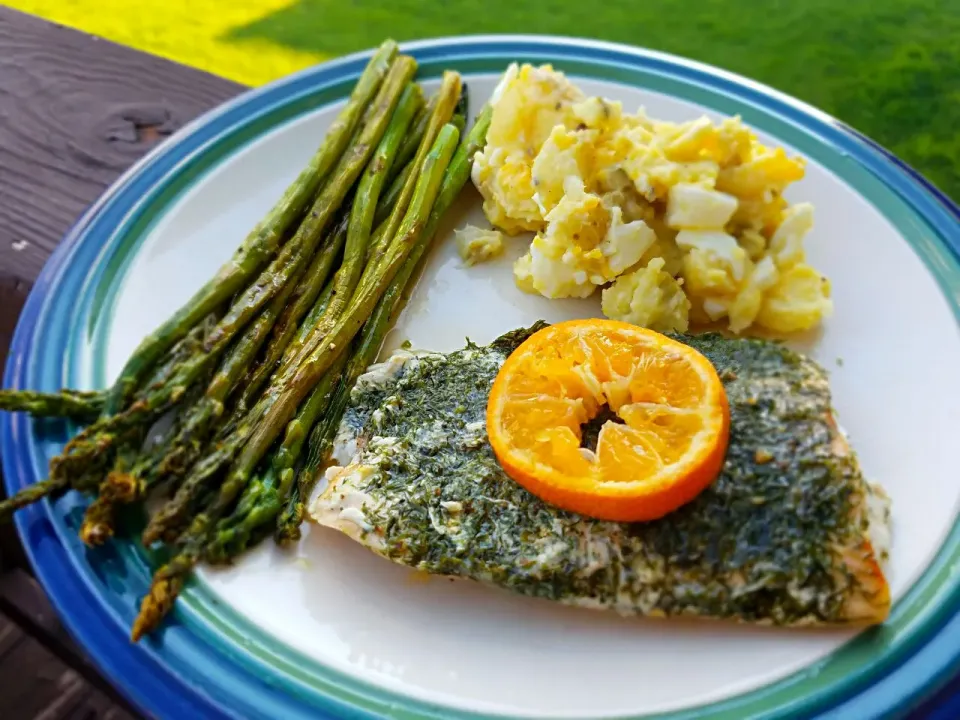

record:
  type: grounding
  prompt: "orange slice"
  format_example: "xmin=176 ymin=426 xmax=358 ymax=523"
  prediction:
xmin=486 ymin=319 xmax=729 ymax=522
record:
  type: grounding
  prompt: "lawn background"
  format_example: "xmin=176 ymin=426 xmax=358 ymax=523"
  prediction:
xmin=8 ymin=0 xmax=958 ymax=200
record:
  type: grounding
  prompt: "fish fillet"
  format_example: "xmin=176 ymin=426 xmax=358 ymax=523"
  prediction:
xmin=310 ymin=325 xmax=891 ymax=625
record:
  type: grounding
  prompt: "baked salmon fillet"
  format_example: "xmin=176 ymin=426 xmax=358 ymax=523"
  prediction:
xmin=309 ymin=325 xmax=891 ymax=626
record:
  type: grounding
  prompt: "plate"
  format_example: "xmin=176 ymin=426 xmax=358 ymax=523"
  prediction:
xmin=4 ymin=35 xmax=960 ymax=720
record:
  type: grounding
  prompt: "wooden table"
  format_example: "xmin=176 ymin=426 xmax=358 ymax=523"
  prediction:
xmin=0 ymin=7 xmax=242 ymax=717
xmin=0 ymin=6 xmax=956 ymax=719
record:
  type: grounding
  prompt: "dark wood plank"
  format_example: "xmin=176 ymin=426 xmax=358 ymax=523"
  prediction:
xmin=0 ymin=0 xmax=246 ymax=583
xmin=0 ymin=6 xmax=245 ymax=292
xmin=0 ymin=569 xmax=141 ymax=717
xmin=0 ymin=4 xmax=245 ymax=469
xmin=0 ymin=9 xmax=247 ymax=717
xmin=0 ymin=274 xmax=28 ymax=385
xmin=0 ymin=608 xmax=138 ymax=720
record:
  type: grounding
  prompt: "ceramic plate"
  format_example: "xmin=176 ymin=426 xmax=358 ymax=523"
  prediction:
xmin=4 ymin=36 xmax=960 ymax=720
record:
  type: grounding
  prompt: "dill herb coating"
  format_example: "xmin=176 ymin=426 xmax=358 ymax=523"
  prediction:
xmin=312 ymin=326 xmax=891 ymax=626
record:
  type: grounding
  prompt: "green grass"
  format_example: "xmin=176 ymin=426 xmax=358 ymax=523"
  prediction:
xmin=12 ymin=0 xmax=960 ymax=200
xmin=230 ymin=0 xmax=960 ymax=201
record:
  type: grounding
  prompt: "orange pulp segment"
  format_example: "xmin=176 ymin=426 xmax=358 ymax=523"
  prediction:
xmin=486 ymin=320 xmax=729 ymax=522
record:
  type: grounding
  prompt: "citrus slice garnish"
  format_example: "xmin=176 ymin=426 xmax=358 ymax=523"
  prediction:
xmin=486 ymin=319 xmax=729 ymax=522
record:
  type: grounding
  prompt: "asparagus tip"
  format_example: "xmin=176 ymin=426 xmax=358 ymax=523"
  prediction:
xmin=275 ymin=505 xmax=304 ymax=546
xmin=131 ymin=576 xmax=183 ymax=642
xmin=105 ymin=471 xmax=140 ymax=504
xmin=79 ymin=522 xmax=113 ymax=546
xmin=141 ymin=523 xmax=163 ymax=548
xmin=204 ymin=529 xmax=239 ymax=565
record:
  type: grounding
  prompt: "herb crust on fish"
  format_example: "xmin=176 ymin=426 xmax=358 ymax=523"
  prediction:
xmin=310 ymin=325 xmax=891 ymax=626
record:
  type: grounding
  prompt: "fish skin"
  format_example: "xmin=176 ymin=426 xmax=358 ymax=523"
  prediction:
xmin=310 ymin=325 xmax=891 ymax=626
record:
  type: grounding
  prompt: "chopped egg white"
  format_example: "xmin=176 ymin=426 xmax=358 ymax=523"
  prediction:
xmin=665 ymin=184 xmax=739 ymax=230
xmin=455 ymin=225 xmax=505 ymax=267
xmin=514 ymin=178 xmax=658 ymax=299
xmin=769 ymin=202 xmax=814 ymax=269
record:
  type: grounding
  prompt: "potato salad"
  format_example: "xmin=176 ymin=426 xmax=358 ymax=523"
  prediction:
xmin=471 ymin=63 xmax=833 ymax=334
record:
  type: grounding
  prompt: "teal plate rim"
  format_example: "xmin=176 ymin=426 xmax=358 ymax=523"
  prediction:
xmin=3 ymin=35 xmax=960 ymax=720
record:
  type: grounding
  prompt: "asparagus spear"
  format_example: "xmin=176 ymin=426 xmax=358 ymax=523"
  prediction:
xmin=274 ymin=360 xmax=355 ymax=543
xmin=103 ymin=41 xmax=398 ymax=415
xmin=66 ymin=314 xmax=216 ymax=464
xmin=151 ymin=229 xmax=314 ymax=483
xmin=205 ymin=352 xmax=349 ymax=561
xmin=138 ymin=61 xmax=417 ymax=549
xmin=50 ymin=345 xmax=215 ymax=484
xmin=264 ymin=122 xmax=420 ymax=393
xmin=0 ymin=480 xmax=65 ymax=523
xmin=272 ymin=162 xmax=405 ymax=380
xmin=78 ymin=377 xmax=207 ymax=543
xmin=373 ymin=91 xmax=467 ymax=293
xmin=0 ymin=389 xmax=105 ymax=420
xmin=172 ymin=53 xmax=408 ymax=392
xmin=363 ymin=164 xmax=413 ymax=266
xmin=132 ymin=122 xmax=461 ymax=640
xmin=237 ymin=217 xmax=348 ymax=412
xmin=391 ymin=104 xmax=493 ymax=317
xmin=54 ymin=57 xmax=418 ymax=490
xmin=85 ymin=329 xmax=224 ymax=541
xmin=360 ymin=85 xmax=466 ymax=270
xmin=450 ymin=84 xmax=469 ymax=135
xmin=140 ymin=440 xmax=228 ymax=546
xmin=272 ymin=218 xmax=370 ymax=379
xmin=375 ymin=162 xmax=413 ymax=228
xmin=354 ymin=94 xmax=429 ymax=237
xmin=287 ymin=276 xmax=336 ymax=360
xmin=77 ymin=320 xmax=223 ymax=544
xmin=78 ymin=434 xmax=144 ymax=545
xmin=139 ymin=354 xmax=277 ymax=546
xmin=153 ymin=87 xmax=407 ymax=482
xmin=48 ymin=306 xmax=224 ymax=484
xmin=0 ymin=460 xmax=113 ymax=524
xmin=232 ymin=121 xmax=462 ymax=500
xmin=278 ymin=106 xmax=494 ymax=541
xmin=0 ymin=434 xmax=115 ymax=523
xmin=281 ymin=73 xmax=462 ymax=381
xmin=95 ymin=315 xmax=215 ymax=486
xmin=141 ymin=313 xmax=222 ymax=393
xmin=285 ymin=84 xmax=421 ymax=381
xmin=394 ymin=94 xmax=436 ymax=173
xmin=0 ymin=316 xmax=217 ymax=522
xmin=361 ymin=75 xmax=463 ymax=287
xmin=240 ymin=83 xmax=420 ymax=411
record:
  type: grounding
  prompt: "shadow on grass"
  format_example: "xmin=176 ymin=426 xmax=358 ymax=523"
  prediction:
xmin=227 ymin=0 xmax=958 ymax=200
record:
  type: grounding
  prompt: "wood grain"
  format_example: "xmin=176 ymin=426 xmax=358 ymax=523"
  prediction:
xmin=0 ymin=0 xmax=244 ymax=507
xmin=0 ymin=609 xmax=137 ymax=720
xmin=0 ymin=11 xmax=245 ymax=715
xmin=0 ymin=3 xmax=246 ymax=525
xmin=0 ymin=276 xmax=28 ymax=380
xmin=0 ymin=6 xmax=244 ymax=290
xmin=1 ymin=569 xmax=140 ymax=720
